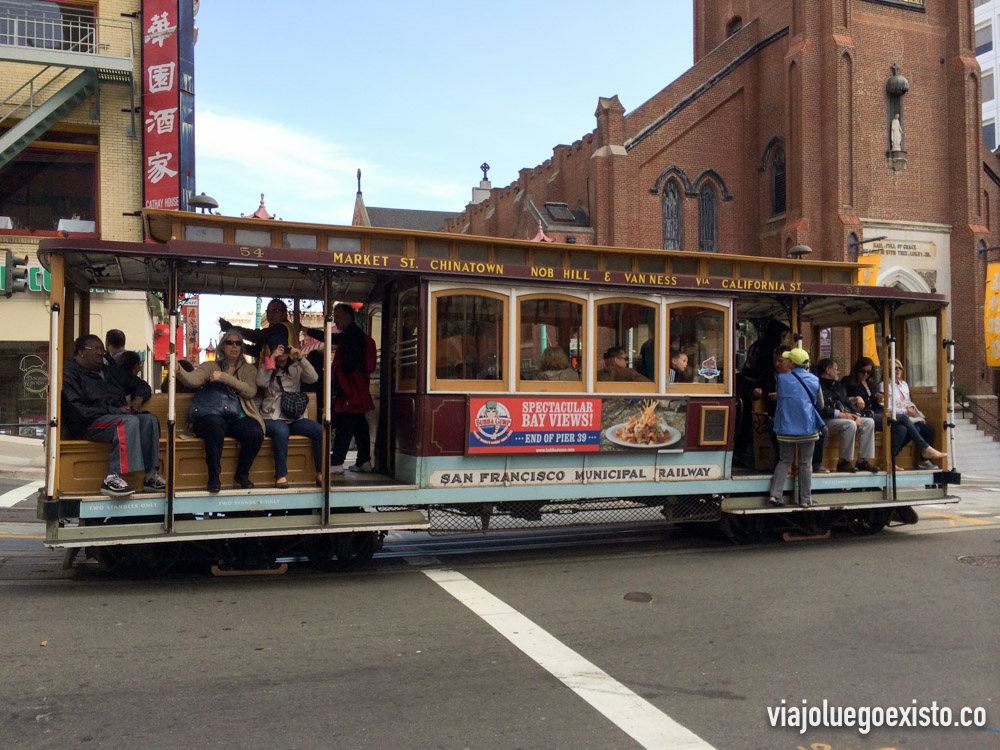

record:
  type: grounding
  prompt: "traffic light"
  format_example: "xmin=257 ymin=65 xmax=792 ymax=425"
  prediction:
xmin=3 ymin=250 xmax=28 ymax=297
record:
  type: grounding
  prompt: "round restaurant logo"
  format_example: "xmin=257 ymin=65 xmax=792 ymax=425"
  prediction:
xmin=472 ymin=400 xmax=513 ymax=445
xmin=22 ymin=367 xmax=49 ymax=395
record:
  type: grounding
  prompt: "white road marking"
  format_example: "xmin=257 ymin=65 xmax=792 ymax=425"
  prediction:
xmin=422 ymin=566 xmax=717 ymax=750
xmin=0 ymin=480 xmax=43 ymax=508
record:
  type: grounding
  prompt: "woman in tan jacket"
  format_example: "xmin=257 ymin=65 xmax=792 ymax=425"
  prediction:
xmin=177 ymin=333 xmax=264 ymax=493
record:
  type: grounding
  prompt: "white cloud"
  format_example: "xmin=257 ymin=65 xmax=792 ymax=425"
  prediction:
xmin=194 ymin=109 xmax=468 ymax=224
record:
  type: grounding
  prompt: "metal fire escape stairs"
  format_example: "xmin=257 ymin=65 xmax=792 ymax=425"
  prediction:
xmin=0 ymin=12 xmax=136 ymax=171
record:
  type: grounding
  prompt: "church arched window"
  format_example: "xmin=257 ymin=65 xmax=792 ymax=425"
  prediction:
xmin=698 ymin=184 xmax=717 ymax=253
xmin=662 ymin=180 xmax=682 ymax=250
xmin=771 ymin=146 xmax=786 ymax=216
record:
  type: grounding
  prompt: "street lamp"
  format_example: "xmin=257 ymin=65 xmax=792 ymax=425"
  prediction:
xmin=847 ymin=234 xmax=887 ymax=254
xmin=977 ymin=243 xmax=1000 ymax=259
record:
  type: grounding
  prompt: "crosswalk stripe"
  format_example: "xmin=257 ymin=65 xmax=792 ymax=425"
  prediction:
xmin=0 ymin=480 xmax=43 ymax=508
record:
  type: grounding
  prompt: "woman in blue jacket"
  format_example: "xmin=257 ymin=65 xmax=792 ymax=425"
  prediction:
xmin=769 ymin=348 xmax=825 ymax=507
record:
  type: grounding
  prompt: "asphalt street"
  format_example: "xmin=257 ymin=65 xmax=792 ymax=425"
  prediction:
xmin=1 ymin=476 xmax=998 ymax=750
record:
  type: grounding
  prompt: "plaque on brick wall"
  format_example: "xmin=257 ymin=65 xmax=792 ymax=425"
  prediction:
xmin=861 ymin=0 xmax=924 ymax=11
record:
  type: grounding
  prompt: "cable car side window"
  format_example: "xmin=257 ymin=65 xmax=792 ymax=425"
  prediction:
xmin=668 ymin=302 xmax=728 ymax=394
xmin=396 ymin=289 xmax=419 ymax=392
xmin=594 ymin=298 xmax=658 ymax=393
xmin=517 ymin=294 xmax=585 ymax=392
xmin=431 ymin=290 xmax=507 ymax=391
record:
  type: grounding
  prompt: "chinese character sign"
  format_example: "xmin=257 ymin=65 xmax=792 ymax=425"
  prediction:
xmin=985 ymin=263 xmax=1000 ymax=367
xmin=181 ymin=297 xmax=199 ymax=364
xmin=143 ymin=1 xmax=184 ymax=210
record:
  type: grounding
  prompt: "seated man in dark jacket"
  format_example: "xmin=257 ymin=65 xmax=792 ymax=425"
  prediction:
xmin=63 ymin=334 xmax=165 ymax=498
xmin=816 ymin=358 xmax=878 ymax=472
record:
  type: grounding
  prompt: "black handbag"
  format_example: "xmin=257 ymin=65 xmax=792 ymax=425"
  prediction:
xmin=272 ymin=370 xmax=309 ymax=420
xmin=188 ymin=381 xmax=241 ymax=423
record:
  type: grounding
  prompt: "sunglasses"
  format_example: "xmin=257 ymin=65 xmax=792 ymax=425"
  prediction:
xmin=861 ymin=368 xmax=873 ymax=374
xmin=223 ymin=340 xmax=242 ymax=346
xmin=895 ymin=366 xmax=903 ymax=371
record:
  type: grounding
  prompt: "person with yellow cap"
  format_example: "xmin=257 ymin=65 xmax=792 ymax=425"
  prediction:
xmin=768 ymin=347 xmax=826 ymax=507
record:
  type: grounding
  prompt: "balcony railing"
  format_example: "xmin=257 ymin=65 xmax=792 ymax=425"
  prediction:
xmin=0 ymin=9 xmax=134 ymax=64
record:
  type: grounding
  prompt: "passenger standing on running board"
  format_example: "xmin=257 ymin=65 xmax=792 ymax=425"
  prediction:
xmin=330 ymin=303 xmax=377 ymax=474
xmin=768 ymin=348 xmax=825 ymax=508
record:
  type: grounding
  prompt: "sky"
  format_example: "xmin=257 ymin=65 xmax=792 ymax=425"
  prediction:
xmin=188 ymin=1 xmax=695 ymax=347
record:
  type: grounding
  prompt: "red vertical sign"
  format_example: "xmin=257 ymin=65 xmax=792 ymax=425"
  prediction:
xmin=181 ymin=297 xmax=199 ymax=363
xmin=142 ymin=0 xmax=181 ymax=209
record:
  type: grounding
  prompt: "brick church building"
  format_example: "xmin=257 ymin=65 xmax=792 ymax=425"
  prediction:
xmin=427 ymin=1 xmax=1000 ymax=398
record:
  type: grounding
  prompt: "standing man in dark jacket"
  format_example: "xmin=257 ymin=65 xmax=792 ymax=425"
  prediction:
xmin=330 ymin=303 xmax=376 ymax=474
xmin=816 ymin=358 xmax=878 ymax=472
xmin=62 ymin=334 xmax=165 ymax=497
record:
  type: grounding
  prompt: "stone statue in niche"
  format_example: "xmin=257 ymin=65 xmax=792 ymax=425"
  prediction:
xmin=891 ymin=114 xmax=903 ymax=152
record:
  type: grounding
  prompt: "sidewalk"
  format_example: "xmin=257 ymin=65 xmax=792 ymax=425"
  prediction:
xmin=0 ymin=435 xmax=45 ymax=479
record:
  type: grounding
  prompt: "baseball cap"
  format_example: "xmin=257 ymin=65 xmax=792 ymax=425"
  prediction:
xmin=782 ymin=348 xmax=810 ymax=366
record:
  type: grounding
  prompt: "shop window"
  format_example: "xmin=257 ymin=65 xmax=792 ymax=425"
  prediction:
xmin=668 ymin=303 xmax=728 ymax=392
xmin=0 ymin=148 xmax=97 ymax=235
xmin=595 ymin=299 xmax=657 ymax=392
xmin=432 ymin=290 xmax=506 ymax=390
xmin=0 ymin=342 xmax=49 ymax=438
xmin=395 ymin=289 xmax=419 ymax=391
xmin=518 ymin=295 xmax=584 ymax=391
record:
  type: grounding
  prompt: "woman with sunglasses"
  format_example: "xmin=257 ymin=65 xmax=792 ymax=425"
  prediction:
xmin=876 ymin=358 xmax=945 ymax=469
xmin=176 ymin=334 xmax=264 ymax=493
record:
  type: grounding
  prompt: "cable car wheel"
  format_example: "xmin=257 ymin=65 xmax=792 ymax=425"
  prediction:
xmin=845 ymin=508 xmax=890 ymax=536
xmin=304 ymin=531 xmax=379 ymax=572
xmin=719 ymin=513 xmax=773 ymax=544
xmin=95 ymin=543 xmax=179 ymax=579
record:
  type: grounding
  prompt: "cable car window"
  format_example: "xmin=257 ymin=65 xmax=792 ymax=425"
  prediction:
xmin=518 ymin=295 xmax=584 ymax=389
xmin=185 ymin=225 xmax=223 ymax=243
xmin=432 ymin=291 xmax=506 ymax=388
xmin=396 ymin=290 xmax=419 ymax=391
xmin=496 ymin=247 xmax=526 ymax=265
xmin=595 ymin=299 xmax=657 ymax=391
xmin=604 ymin=254 xmax=632 ymax=272
xmin=638 ymin=256 xmax=667 ymax=274
xmin=371 ymin=237 xmax=404 ymax=256
xmin=328 ymin=236 xmax=362 ymax=253
xmin=235 ymin=229 xmax=270 ymax=246
xmin=282 ymin=232 xmax=316 ymax=249
xmin=669 ymin=304 xmax=727 ymax=391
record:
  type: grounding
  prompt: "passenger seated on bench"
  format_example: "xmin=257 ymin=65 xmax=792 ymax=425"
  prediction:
xmin=751 ymin=344 xmax=828 ymax=473
xmin=535 ymin=346 xmax=579 ymax=381
xmin=597 ymin=346 xmax=650 ymax=382
xmin=669 ymin=349 xmax=690 ymax=383
xmin=117 ymin=350 xmax=142 ymax=377
xmin=878 ymin=358 xmax=946 ymax=469
xmin=257 ymin=339 xmax=323 ymax=489
xmin=816 ymin=358 xmax=878 ymax=473
xmin=176 ymin=333 xmax=264 ymax=493
xmin=62 ymin=334 xmax=165 ymax=498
